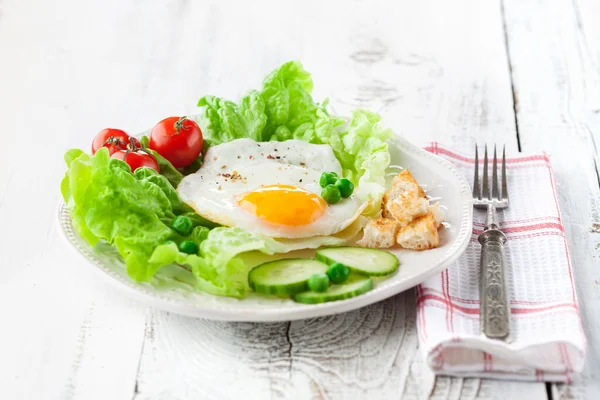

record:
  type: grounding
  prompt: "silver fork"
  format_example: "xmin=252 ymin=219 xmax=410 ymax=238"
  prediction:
xmin=473 ymin=144 xmax=510 ymax=339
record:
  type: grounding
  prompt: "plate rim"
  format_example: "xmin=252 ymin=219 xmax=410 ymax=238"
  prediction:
xmin=58 ymin=135 xmax=473 ymax=321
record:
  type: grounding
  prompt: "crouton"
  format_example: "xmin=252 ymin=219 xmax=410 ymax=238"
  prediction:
xmin=392 ymin=170 xmax=426 ymax=198
xmin=396 ymin=212 xmax=440 ymax=250
xmin=381 ymin=191 xmax=392 ymax=219
xmin=388 ymin=180 xmax=419 ymax=200
xmin=429 ymin=203 xmax=445 ymax=228
xmin=381 ymin=169 xmax=429 ymax=222
xmin=357 ymin=218 xmax=399 ymax=248
xmin=386 ymin=191 xmax=429 ymax=227
xmin=376 ymin=169 xmax=441 ymax=250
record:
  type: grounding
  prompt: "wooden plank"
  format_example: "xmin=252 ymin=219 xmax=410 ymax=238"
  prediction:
xmin=323 ymin=0 xmax=520 ymax=153
xmin=430 ymin=378 xmax=547 ymax=400
xmin=134 ymin=294 xmax=425 ymax=400
xmin=502 ymin=0 xmax=600 ymax=398
xmin=0 ymin=0 xmax=157 ymax=398
xmin=573 ymin=0 xmax=600 ymax=182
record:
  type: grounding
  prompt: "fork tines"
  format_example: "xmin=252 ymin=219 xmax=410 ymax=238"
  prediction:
xmin=473 ymin=144 xmax=508 ymax=208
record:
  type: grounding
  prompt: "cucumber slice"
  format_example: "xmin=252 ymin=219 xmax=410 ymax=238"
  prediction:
xmin=315 ymin=247 xmax=399 ymax=276
xmin=248 ymin=258 xmax=329 ymax=295
xmin=292 ymin=275 xmax=373 ymax=304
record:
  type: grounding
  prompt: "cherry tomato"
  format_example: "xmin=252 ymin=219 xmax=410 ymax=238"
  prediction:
xmin=111 ymin=150 xmax=160 ymax=173
xmin=92 ymin=128 xmax=132 ymax=155
xmin=149 ymin=116 xmax=203 ymax=168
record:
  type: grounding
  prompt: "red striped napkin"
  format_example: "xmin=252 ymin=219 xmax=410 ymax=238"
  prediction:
xmin=417 ymin=143 xmax=586 ymax=382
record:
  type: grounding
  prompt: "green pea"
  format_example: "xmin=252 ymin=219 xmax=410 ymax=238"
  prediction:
xmin=171 ymin=215 xmax=193 ymax=235
xmin=179 ymin=240 xmax=199 ymax=255
xmin=307 ymin=273 xmax=330 ymax=292
xmin=164 ymin=240 xmax=176 ymax=246
xmin=319 ymin=172 xmax=338 ymax=188
xmin=327 ymin=262 xmax=350 ymax=284
xmin=335 ymin=178 xmax=354 ymax=198
xmin=321 ymin=184 xmax=341 ymax=204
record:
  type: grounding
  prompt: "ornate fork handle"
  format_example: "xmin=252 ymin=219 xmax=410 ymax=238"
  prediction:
xmin=478 ymin=225 xmax=510 ymax=339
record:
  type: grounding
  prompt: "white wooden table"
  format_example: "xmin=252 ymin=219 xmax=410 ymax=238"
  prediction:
xmin=1 ymin=0 xmax=599 ymax=398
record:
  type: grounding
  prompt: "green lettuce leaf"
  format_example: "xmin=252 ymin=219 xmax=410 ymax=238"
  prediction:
xmin=179 ymin=156 xmax=203 ymax=176
xmin=197 ymin=90 xmax=267 ymax=144
xmin=197 ymin=61 xmax=320 ymax=144
xmin=149 ymin=227 xmax=286 ymax=297
xmin=260 ymin=60 xmax=318 ymax=138
xmin=61 ymin=148 xmax=210 ymax=282
xmin=147 ymin=148 xmax=184 ymax=187
xmin=325 ymin=109 xmax=392 ymax=215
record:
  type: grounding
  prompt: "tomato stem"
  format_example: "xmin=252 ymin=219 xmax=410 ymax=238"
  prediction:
xmin=104 ymin=136 xmax=144 ymax=161
xmin=103 ymin=136 xmax=128 ymax=150
xmin=174 ymin=116 xmax=188 ymax=133
xmin=127 ymin=137 xmax=141 ymax=152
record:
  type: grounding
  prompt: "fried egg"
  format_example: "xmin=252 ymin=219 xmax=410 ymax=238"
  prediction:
xmin=177 ymin=139 xmax=367 ymax=239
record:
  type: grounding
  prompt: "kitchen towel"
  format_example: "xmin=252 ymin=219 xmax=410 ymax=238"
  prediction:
xmin=417 ymin=143 xmax=585 ymax=382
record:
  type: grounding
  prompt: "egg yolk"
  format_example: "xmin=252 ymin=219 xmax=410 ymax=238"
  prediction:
xmin=238 ymin=185 xmax=326 ymax=226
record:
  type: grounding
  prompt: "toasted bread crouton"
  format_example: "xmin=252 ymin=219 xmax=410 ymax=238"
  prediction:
xmin=381 ymin=191 xmax=392 ymax=219
xmin=385 ymin=191 xmax=430 ymax=227
xmin=396 ymin=213 xmax=440 ymax=250
xmin=392 ymin=170 xmax=426 ymax=198
xmin=429 ymin=203 xmax=445 ymax=227
xmin=357 ymin=218 xmax=399 ymax=248
xmin=382 ymin=169 xmax=428 ymax=221
xmin=388 ymin=179 xmax=419 ymax=200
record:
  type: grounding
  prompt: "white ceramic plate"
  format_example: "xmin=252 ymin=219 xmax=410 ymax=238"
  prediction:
xmin=59 ymin=134 xmax=472 ymax=321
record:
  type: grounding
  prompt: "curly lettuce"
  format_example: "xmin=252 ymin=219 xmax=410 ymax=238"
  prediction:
xmin=61 ymin=148 xmax=210 ymax=281
xmin=198 ymin=91 xmax=268 ymax=144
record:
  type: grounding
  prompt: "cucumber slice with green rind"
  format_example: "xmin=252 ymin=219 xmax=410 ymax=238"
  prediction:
xmin=292 ymin=275 xmax=373 ymax=304
xmin=248 ymin=258 xmax=329 ymax=295
xmin=316 ymin=247 xmax=399 ymax=276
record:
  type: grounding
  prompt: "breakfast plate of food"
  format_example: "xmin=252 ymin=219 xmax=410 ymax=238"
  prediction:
xmin=59 ymin=61 xmax=472 ymax=321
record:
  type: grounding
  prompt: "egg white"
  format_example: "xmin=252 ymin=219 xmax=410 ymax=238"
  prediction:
xmin=177 ymin=139 xmax=367 ymax=238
